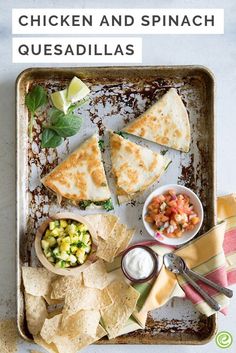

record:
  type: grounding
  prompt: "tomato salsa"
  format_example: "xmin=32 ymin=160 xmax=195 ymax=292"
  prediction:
xmin=145 ymin=189 xmax=200 ymax=238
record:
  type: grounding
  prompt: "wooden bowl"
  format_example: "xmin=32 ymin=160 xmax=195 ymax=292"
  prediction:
xmin=35 ymin=212 xmax=97 ymax=276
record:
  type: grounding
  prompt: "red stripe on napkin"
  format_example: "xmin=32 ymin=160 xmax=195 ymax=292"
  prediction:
xmin=223 ymin=228 xmax=236 ymax=254
xmin=181 ymin=266 xmax=227 ymax=303
xmin=227 ymin=269 xmax=236 ymax=285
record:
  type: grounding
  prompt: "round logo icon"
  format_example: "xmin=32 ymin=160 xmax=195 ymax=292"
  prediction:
xmin=215 ymin=331 xmax=233 ymax=349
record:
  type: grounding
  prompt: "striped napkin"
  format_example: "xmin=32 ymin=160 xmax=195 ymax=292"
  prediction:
xmin=131 ymin=194 xmax=236 ymax=327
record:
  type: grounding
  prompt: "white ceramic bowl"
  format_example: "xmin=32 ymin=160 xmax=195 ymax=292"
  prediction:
xmin=142 ymin=184 xmax=204 ymax=246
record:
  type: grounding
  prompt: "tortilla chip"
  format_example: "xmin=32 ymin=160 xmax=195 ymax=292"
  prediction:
xmin=61 ymin=310 xmax=100 ymax=338
xmin=22 ymin=267 xmax=56 ymax=296
xmin=64 ymin=285 xmax=112 ymax=316
xmin=40 ymin=314 xmax=62 ymax=344
xmin=101 ymin=280 xmax=140 ymax=339
xmin=25 ymin=293 xmax=47 ymax=336
xmin=52 ymin=325 xmax=106 ymax=353
xmin=47 ymin=307 xmax=63 ymax=319
xmin=51 ymin=275 xmax=81 ymax=300
xmin=96 ymin=324 xmax=107 ymax=338
xmin=43 ymin=294 xmax=64 ymax=306
xmin=82 ymin=259 xmax=110 ymax=289
xmin=34 ymin=335 xmax=58 ymax=353
xmin=96 ymin=223 xmax=127 ymax=262
xmin=85 ymin=214 xmax=118 ymax=240
xmin=115 ymin=228 xmax=135 ymax=255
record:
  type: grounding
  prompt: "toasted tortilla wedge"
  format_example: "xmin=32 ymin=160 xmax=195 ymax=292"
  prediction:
xmin=84 ymin=214 xmax=118 ymax=240
xmin=25 ymin=294 xmax=48 ymax=336
xmin=41 ymin=134 xmax=111 ymax=203
xmin=101 ymin=280 xmax=140 ymax=339
xmin=123 ymin=88 xmax=190 ymax=152
xmin=110 ymin=132 xmax=170 ymax=202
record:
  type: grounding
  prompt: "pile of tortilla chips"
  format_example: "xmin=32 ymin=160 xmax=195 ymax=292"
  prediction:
xmin=85 ymin=214 xmax=135 ymax=262
xmin=22 ymin=215 xmax=139 ymax=353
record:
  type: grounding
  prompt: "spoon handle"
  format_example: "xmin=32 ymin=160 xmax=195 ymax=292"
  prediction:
xmin=185 ymin=268 xmax=233 ymax=298
xmin=180 ymin=271 xmax=221 ymax=311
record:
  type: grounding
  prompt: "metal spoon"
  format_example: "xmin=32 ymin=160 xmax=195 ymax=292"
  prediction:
xmin=163 ymin=253 xmax=233 ymax=311
xmin=164 ymin=254 xmax=233 ymax=298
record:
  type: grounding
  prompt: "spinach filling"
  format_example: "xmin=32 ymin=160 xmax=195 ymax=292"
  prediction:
xmin=115 ymin=131 xmax=128 ymax=139
xmin=79 ymin=198 xmax=114 ymax=211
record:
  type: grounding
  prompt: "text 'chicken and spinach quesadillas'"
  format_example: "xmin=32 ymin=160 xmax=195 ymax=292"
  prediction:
xmin=110 ymin=131 xmax=170 ymax=203
xmin=41 ymin=134 xmax=112 ymax=209
xmin=123 ymin=88 xmax=190 ymax=153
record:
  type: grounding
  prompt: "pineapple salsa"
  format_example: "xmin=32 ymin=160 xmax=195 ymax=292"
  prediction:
xmin=41 ymin=219 xmax=92 ymax=268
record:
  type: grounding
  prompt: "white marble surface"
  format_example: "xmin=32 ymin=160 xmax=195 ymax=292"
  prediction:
xmin=0 ymin=0 xmax=236 ymax=352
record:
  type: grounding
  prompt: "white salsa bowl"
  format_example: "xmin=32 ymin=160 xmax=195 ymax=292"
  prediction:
xmin=142 ymin=184 xmax=204 ymax=246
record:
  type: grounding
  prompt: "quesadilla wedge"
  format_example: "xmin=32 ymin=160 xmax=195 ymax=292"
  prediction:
xmin=41 ymin=134 xmax=112 ymax=209
xmin=123 ymin=88 xmax=190 ymax=152
xmin=110 ymin=131 xmax=170 ymax=203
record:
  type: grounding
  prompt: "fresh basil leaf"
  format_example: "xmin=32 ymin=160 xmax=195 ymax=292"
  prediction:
xmin=48 ymin=107 xmax=65 ymax=125
xmin=41 ymin=128 xmax=63 ymax=148
xmin=25 ymin=85 xmax=48 ymax=114
xmin=25 ymin=85 xmax=48 ymax=140
xmin=50 ymin=114 xmax=83 ymax=137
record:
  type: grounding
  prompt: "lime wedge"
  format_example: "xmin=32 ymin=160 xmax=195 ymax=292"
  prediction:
xmin=67 ymin=76 xmax=90 ymax=103
xmin=50 ymin=89 xmax=71 ymax=114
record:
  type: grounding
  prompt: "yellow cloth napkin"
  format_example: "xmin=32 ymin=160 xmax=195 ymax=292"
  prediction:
xmin=133 ymin=194 xmax=236 ymax=327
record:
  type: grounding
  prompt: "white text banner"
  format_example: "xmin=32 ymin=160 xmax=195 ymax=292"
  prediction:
xmin=12 ymin=8 xmax=224 ymax=35
xmin=12 ymin=37 xmax=142 ymax=63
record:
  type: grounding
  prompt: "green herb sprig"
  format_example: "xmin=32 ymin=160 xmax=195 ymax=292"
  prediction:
xmin=41 ymin=108 xmax=83 ymax=148
xmin=41 ymin=129 xmax=63 ymax=148
xmin=25 ymin=85 xmax=48 ymax=140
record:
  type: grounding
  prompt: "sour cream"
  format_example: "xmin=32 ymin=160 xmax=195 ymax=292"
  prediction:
xmin=123 ymin=247 xmax=155 ymax=280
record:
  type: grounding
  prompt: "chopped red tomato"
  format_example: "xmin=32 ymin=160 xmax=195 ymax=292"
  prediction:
xmin=145 ymin=189 xmax=200 ymax=238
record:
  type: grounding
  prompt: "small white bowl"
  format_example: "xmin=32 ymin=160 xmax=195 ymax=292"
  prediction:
xmin=142 ymin=184 xmax=204 ymax=246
